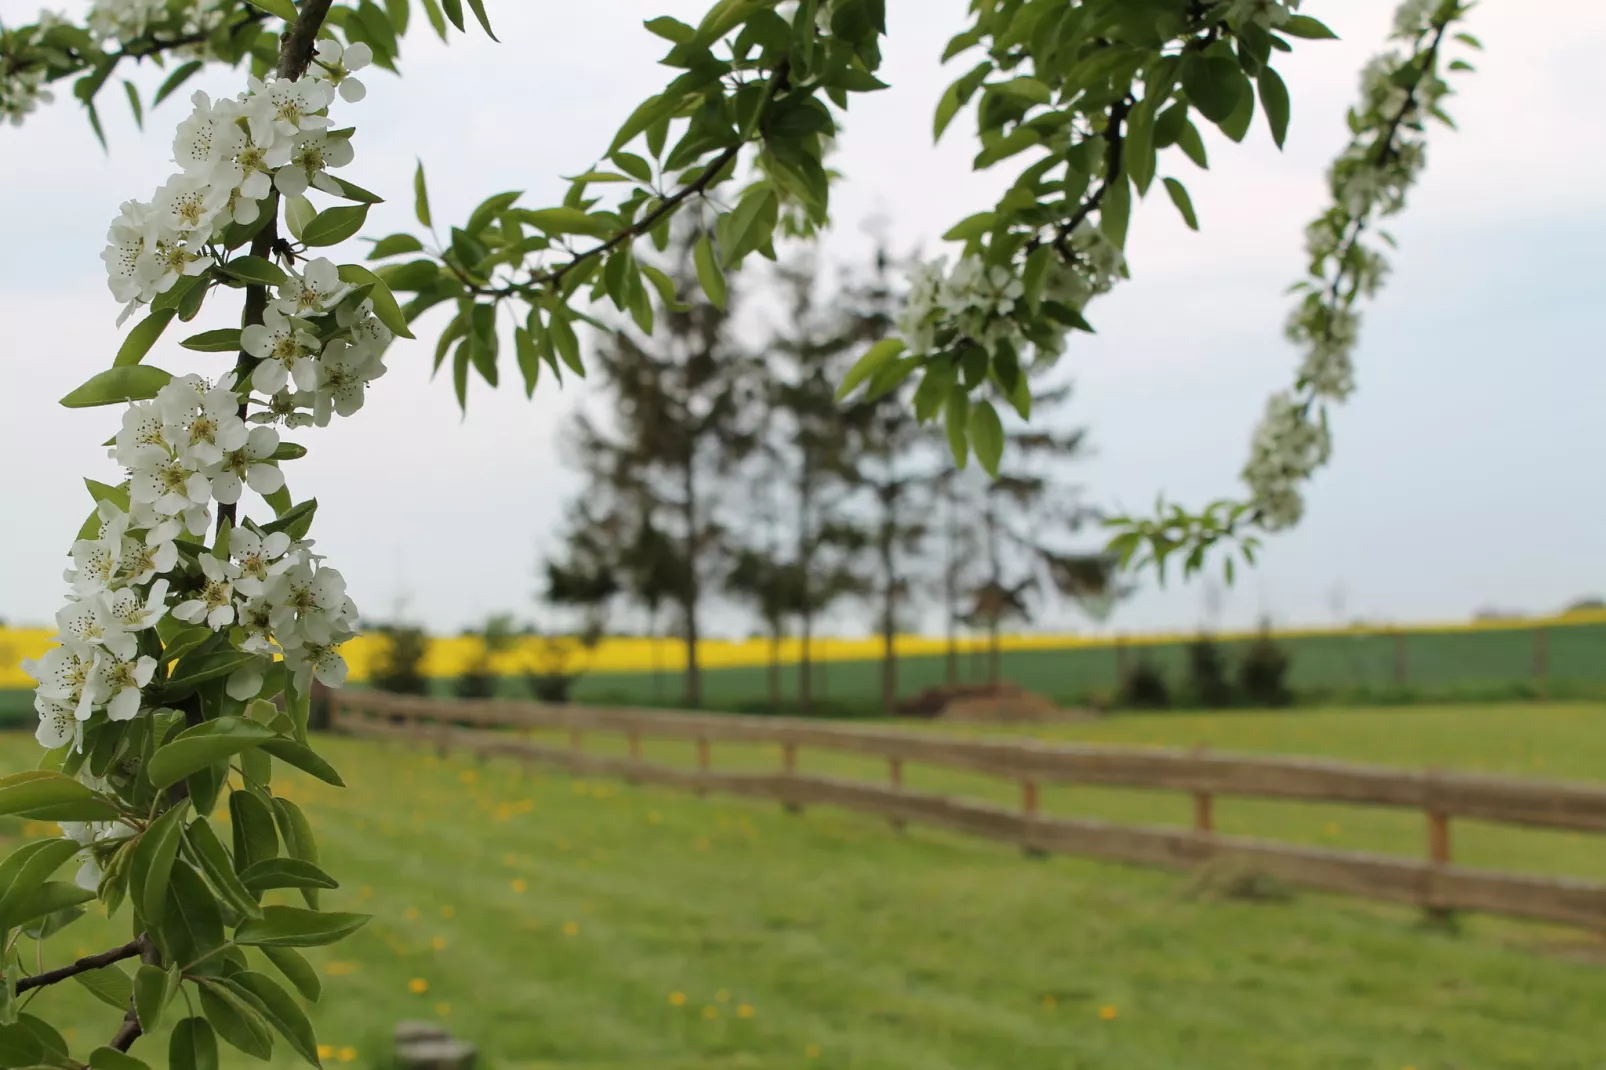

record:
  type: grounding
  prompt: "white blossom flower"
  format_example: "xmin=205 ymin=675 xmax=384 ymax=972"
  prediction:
xmin=34 ymin=696 xmax=81 ymax=750
xmin=273 ymin=258 xmax=350 ymax=318
xmin=282 ymin=636 xmax=349 ymax=692
xmin=173 ymin=554 xmax=239 ymax=630
xmin=172 ymin=90 xmax=246 ymax=180
xmin=149 ymin=171 xmax=229 ymax=241
xmin=23 ymin=641 xmax=97 ymax=707
xmin=339 ymin=300 xmax=394 ymax=358
xmin=102 ymin=199 xmax=155 ymax=306
xmin=114 ymin=399 xmax=174 ymax=468
xmin=231 ymin=526 xmax=294 ymax=597
xmin=314 ymin=38 xmax=372 ymax=103
xmin=85 ymin=648 xmax=157 ymax=721
xmin=210 ymin=425 xmax=284 ymax=505
xmin=244 ymin=309 xmax=323 ymax=395
xmin=268 ymin=563 xmax=349 ymax=645
xmin=120 ymin=533 xmax=180 ymax=584
xmin=105 ymin=577 xmax=170 ymax=640
xmin=235 ymin=596 xmax=279 ymax=654
xmin=312 ymin=339 xmax=384 ymax=425
xmin=161 ymin=374 xmax=247 ymax=467
xmin=244 ymin=75 xmax=333 ymax=145
xmin=56 ymin=596 xmax=114 ymax=652
xmin=130 ymin=450 xmax=212 ymax=518
xmin=272 ymin=130 xmax=355 ymax=198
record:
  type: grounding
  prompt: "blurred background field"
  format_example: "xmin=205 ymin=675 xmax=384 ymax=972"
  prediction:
xmin=6 ymin=703 xmax=1606 ymax=1070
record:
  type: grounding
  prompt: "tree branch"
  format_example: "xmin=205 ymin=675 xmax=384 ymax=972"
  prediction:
xmin=471 ymin=59 xmax=793 ymax=301
xmin=14 ymin=939 xmax=143 ymax=994
xmin=276 ymin=0 xmax=336 ymax=81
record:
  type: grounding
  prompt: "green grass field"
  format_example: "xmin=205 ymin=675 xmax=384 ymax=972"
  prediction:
xmin=5 ymin=704 xmax=1606 ymax=1069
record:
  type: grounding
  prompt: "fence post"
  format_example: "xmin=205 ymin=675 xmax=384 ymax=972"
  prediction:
xmin=781 ymin=742 xmax=802 ymax=814
xmin=1533 ymin=628 xmax=1549 ymax=697
xmin=695 ymin=737 xmax=710 ymax=798
xmin=1191 ymin=745 xmax=1213 ymax=836
xmin=1021 ymin=780 xmax=1046 ymax=858
xmin=624 ymin=731 xmax=641 ymax=785
xmin=1393 ymin=630 xmax=1409 ymax=685
xmin=1423 ymin=788 xmax=1455 ymax=929
xmin=888 ymin=758 xmax=905 ymax=833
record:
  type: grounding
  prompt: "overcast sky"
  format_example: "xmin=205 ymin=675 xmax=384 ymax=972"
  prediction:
xmin=1 ymin=0 xmax=1602 ymax=638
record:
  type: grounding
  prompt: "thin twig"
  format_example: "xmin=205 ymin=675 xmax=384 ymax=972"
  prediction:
xmin=276 ymin=0 xmax=336 ymax=81
xmin=14 ymin=939 xmax=143 ymax=994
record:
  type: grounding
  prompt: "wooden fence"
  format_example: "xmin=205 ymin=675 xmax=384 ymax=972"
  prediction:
xmin=330 ymin=691 xmax=1606 ymax=931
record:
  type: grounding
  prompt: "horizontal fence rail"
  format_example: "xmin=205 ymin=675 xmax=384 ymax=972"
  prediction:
xmin=331 ymin=691 xmax=1606 ymax=932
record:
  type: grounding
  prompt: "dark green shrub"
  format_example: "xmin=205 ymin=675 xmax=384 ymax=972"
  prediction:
xmin=369 ymin=624 xmax=430 ymax=695
xmin=1239 ymin=632 xmax=1293 ymax=707
xmin=1118 ymin=659 xmax=1171 ymax=710
xmin=1185 ymin=636 xmax=1234 ymax=708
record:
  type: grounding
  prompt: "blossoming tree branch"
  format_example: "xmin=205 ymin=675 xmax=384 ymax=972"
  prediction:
xmin=0 ymin=0 xmax=1477 ymax=1065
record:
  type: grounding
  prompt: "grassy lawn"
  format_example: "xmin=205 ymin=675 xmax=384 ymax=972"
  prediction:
xmin=4 ymin=703 xmax=1606 ymax=1069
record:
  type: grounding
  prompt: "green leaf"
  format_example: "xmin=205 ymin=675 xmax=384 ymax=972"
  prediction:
xmin=464 ymin=0 xmax=497 ymax=39
xmin=644 ymin=15 xmax=695 ymax=43
xmin=180 ymin=328 xmax=244 ymax=353
xmin=1179 ymin=54 xmax=1245 ymax=124
xmin=0 ymin=1023 xmax=44 ymax=1067
xmin=327 ymin=176 xmax=384 ymax=204
xmin=258 ymin=740 xmax=344 ymax=787
xmin=1101 ymin=173 xmax=1131 ymax=249
xmin=114 ymin=309 xmax=176 ymax=367
xmin=441 ymin=0 xmax=465 ymax=31
xmin=516 ymin=207 xmax=614 ymax=238
xmin=90 ymin=1045 xmax=151 ymax=1070
xmin=301 ymin=204 xmax=371 ymax=247
xmin=60 ymin=366 xmax=174 ymax=408
xmin=836 ymin=338 xmax=905 ymax=400
xmin=230 ymin=791 xmax=279 ymax=872
xmin=1257 ymin=66 xmax=1290 ymax=149
xmin=1176 ymin=118 xmax=1209 ymax=169
xmin=465 ymin=190 xmax=522 ymax=236
xmin=147 ymin=718 xmax=276 ymax=790
xmin=239 ymin=858 xmax=339 ymax=893
xmin=230 ymin=972 xmax=321 ymax=1066
xmin=1217 ymin=77 xmax=1255 ymax=142
xmin=991 ymin=76 xmax=1051 ymax=106
xmin=366 ymin=233 xmax=424 ymax=260
xmin=283 ymin=196 xmax=316 ymax=242
xmin=134 ymin=964 xmax=174 ymax=1033
xmin=271 ymin=798 xmax=320 ymax=908
xmin=413 ymin=160 xmax=432 ymax=228
xmin=942 ymin=212 xmax=996 ymax=242
xmin=0 ymin=839 xmax=80 ymax=930
xmin=71 ymin=965 xmax=133 ymax=1011
xmin=164 ymin=651 xmax=262 ymax=700
xmin=242 ymin=0 xmax=297 ymax=19
xmin=169 ymin=1018 xmax=219 ymax=1070
xmin=944 ymin=390 xmax=970 ymax=468
xmin=968 ymin=399 xmax=1004 ymax=477
xmin=260 ymin=947 xmax=321 ymax=1002
xmin=611 ymin=151 xmax=653 ymax=183
xmin=1162 ymin=177 xmax=1199 ymax=230
xmin=219 ymin=256 xmax=289 ymax=288
xmin=153 ymin=60 xmax=203 ymax=107
xmin=0 ymin=771 xmax=117 ymax=821
xmin=185 ymin=819 xmax=263 ymax=920
xmin=261 ymin=498 xmax=317 ymax=540
xmin=130 ymin=801 xmax=189 ymax=927
xmin=335 ymin=264 xmax=415 ymax=339
xmin=158 ymin=862 xmax=224 ymax=972
xmin=693 ymin=233 xmax=726 ymax=310
xmin=199 ymin=981 xmax=273 ymax=1060
xmin=233 ymin=906 xmax=371 ymax=948
xmin=1280 ymin=14 xmax=1338 ymax=39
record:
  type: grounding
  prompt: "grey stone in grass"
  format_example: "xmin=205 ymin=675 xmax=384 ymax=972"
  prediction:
xmin=394 ymin=1021 xmax=450 ymax=1045
xmin=395 ymin=1038 xmax=478 ymax=1070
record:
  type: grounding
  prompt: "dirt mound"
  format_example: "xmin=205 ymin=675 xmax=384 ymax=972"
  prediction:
xmin=897 ymin=682 xmax=1093 ymax=723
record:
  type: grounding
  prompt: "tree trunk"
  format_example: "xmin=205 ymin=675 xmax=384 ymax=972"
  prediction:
xmin=797 ymin=451 xmax=814 ymax=717
xmin=878 ymin=480 xmax=898 ymax=714
xmin=988 ymin=618 xmax=1001 ymax=687
xmin=767 ymin=623 xmax=782 ymax=713
xmin=943 ymin=482 xmax=959 ymax=685
xmin=681 ymin=452 xmax=702 ymax=710
xmin=649 ymin=605 xmax=663 ymax=705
